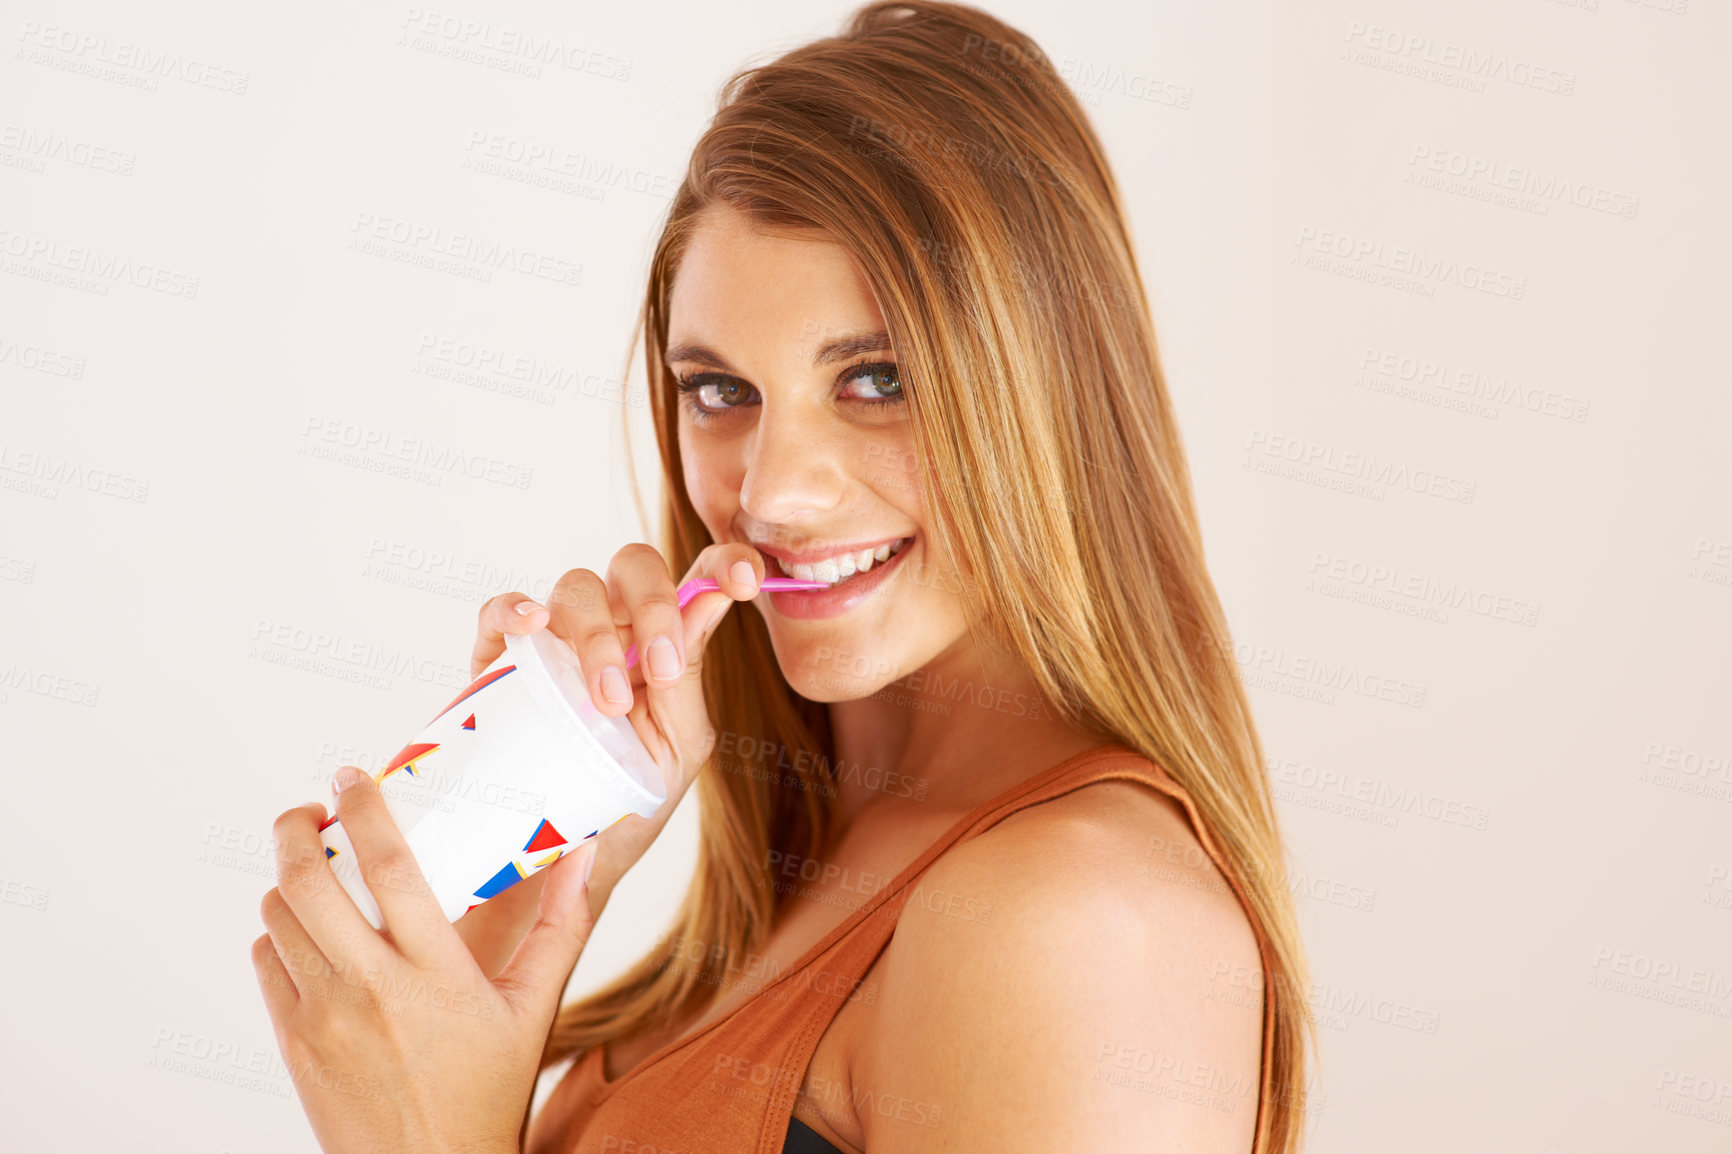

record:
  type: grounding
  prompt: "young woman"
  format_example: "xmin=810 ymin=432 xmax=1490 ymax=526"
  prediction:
xmin=254 ymin=3 xmax=1315 ymax=1151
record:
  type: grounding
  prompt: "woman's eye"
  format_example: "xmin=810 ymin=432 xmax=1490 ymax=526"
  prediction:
xmin=695 ymin=380 xmax=755 ymax=409
xmin=676 ymin=361 xmax=902 ymax=420
xmin=840 ymin=363 xmax=902 ymax=401
xmin=677 ymin=374 xmax=760 ymax=414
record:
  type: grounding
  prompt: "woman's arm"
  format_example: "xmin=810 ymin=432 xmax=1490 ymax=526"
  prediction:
xmin=854 ymin=785 xmax=1265 ymax=1152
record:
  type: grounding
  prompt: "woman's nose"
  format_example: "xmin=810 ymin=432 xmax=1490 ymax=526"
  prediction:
xmin=737 ymin=410 xmax=846 ymax=523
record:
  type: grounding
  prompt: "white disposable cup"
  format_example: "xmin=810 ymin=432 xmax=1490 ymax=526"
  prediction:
xmin=320 ymin=628 xmax=666 ymax=930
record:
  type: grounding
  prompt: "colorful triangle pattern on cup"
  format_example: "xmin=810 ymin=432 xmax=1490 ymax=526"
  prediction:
xmin=522 ymin=818 xmax=568 ymax=855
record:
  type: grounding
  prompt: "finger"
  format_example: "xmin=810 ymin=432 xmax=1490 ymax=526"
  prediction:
xmin=659 ymin=541 xmax=769 ymax=676
xmin=544 ymin=566 xmax=634 ymax=716
xmin=272 ymin=803 xmax=391 ymax=979
xmin=611 ymin=541 xmax=767 ymax=682
xmin=608 ymin=543 xmax=764 ymax=782
xmin=259 ymin=886 xmax=331 ymax=997
xmin=473 ymin=592 xmax=549 ymax=678
xmin=684 ymin=540 xmax=767 ymax=624
xmin=252 ymin=929 xmax=300 ymax=1014
xmin=492 ymin=839 xmax=599 ymax=1014
xmin=330 ymin=766 xmax=452 ymax=966
xmin=609 ymin=544 xmax=688 ymax=691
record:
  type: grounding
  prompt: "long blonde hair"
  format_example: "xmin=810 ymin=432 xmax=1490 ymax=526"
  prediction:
xmin=544 ymin=3 xmax=1316 ymax=1149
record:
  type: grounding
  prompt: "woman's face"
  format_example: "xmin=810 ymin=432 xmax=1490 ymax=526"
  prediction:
xmin=667 ymin=204 xmax=968 ymax=701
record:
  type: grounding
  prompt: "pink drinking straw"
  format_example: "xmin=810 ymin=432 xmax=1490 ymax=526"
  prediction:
xmin=621 ymin=576 xmax=828 ymax=670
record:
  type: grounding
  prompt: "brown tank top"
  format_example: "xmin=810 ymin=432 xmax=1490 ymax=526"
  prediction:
xmin=526 ymin=742 xmax=1278 ymax=1154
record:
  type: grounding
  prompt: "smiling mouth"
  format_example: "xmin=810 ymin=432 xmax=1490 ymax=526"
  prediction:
xmin=767 ymin=536 xmax=913 ymax=587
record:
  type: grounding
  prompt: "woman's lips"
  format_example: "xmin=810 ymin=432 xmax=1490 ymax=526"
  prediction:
xmin=763 ymin=535 xmax=913 ymax=620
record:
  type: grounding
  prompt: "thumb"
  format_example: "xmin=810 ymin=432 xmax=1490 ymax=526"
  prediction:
xmin=647 ymin=590 xmax=733 ymax=752
xmin=492 ymin=839 xmax=599 ymax=1012
xmin=676 ymin=589 xmax=732 ymax=683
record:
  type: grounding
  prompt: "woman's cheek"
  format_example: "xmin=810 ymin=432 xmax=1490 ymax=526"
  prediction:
xmin=681 ymin=443 xmax=735 ymax=529
xmin=859 ymin=436 xmax=923 ymax=505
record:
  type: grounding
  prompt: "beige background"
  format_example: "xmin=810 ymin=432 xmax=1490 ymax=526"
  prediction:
xmin=2 ymin=0 xmax=1727 ymax=1150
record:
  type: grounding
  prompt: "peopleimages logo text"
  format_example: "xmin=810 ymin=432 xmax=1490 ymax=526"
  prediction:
xmin=1294 ymin=227 xmax=1526 ymax=300
xmin=349 ymin=213 xmax=582 ymax=287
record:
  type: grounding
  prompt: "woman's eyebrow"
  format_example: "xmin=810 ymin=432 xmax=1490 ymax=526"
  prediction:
xmin=665 ymin=329 xmax=891 ymax=372
xmin=812 ymin=329 xmax=892 ymax=365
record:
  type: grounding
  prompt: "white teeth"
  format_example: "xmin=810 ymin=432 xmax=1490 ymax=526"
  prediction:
xmin=776 ymin=537 xmax=911 ymax=585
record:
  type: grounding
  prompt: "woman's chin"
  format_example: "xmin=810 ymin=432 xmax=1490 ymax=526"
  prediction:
xmin=783 ymin=667 xmax=874 ymax=704
xmin=768 ymin=646 xmax=893 ymax=704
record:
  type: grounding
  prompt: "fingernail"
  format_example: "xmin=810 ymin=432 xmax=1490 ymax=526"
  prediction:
xmin=600 ymin=665 xmax=632 ymax=705
xmin=730 ymin=560 xmax=756 ymax=590
xmin=515 ymin=600 xmax=544 ymax=617
xmin=582 ymin=841 xmax=597 ymax=885
xmin=335 ymin=765 xmax=367 ymax=792
xmin=647 ymin=636 xmax=680 ymax=681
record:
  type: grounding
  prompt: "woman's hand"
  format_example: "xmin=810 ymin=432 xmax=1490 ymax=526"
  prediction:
xmin=454 ymin=541 xmax=766 ymax=977
xmin=253 ymin=766 xmax=602 ymax=1154
xmin=251 ymin=542 xmax=764 ymax=1148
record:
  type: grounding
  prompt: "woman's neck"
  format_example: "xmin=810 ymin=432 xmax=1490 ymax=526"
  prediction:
xmin=823 ymin=635 xmax=1104 ymax=823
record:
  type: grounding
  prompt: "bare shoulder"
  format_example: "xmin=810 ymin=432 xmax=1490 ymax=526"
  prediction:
xmin=852 ymin=777 xmax=1265 ymax=1152
xmin=935 ymin=777 xmax=1259 ymax=955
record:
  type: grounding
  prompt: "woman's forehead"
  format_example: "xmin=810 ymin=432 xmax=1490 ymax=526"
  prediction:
xmin=668 ymin=213 xmax=885 ymax=366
